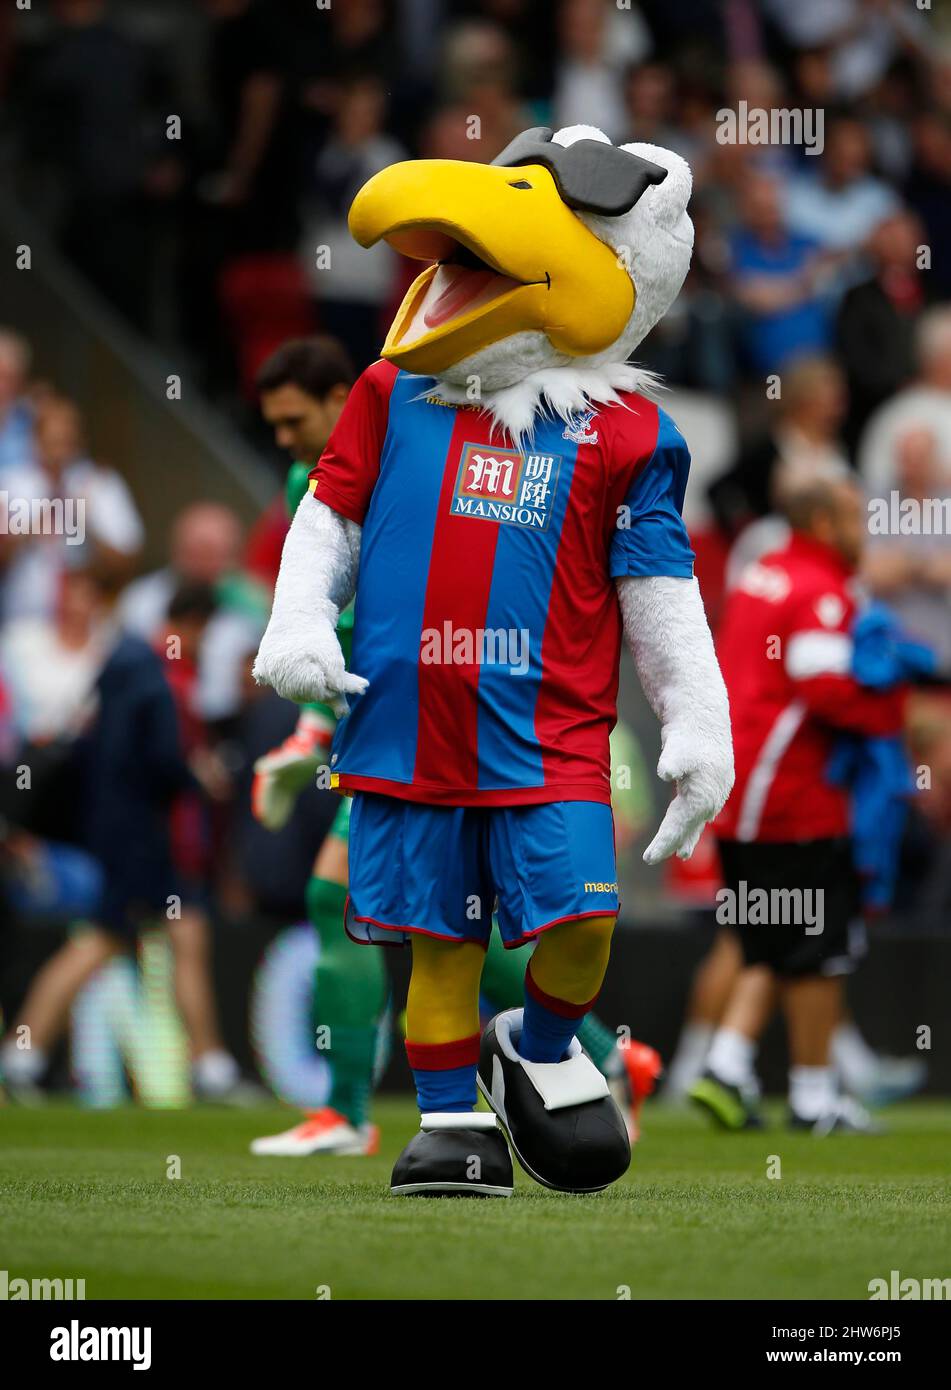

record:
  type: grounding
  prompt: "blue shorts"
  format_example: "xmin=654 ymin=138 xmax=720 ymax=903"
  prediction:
xmin=345 ymin=793 xmax=619 ymax=949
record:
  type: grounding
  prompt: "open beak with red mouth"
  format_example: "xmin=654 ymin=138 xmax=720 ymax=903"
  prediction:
xmin=348 ymin=157 xmax=635 ymax=376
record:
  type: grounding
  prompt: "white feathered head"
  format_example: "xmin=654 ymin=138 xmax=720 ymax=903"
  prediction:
xmin=348 ymin=124 xmax=693 ymax=396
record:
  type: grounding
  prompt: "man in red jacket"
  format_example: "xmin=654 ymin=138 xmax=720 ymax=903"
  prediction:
xmin=692 ymin=465 xmax=906 ymax=1134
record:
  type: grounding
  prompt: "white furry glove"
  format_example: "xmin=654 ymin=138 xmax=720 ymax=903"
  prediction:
xmin=617 ymin=575 xmax=734 ymax=864
xmin=253 ymin=493 xmax=367 ymax=706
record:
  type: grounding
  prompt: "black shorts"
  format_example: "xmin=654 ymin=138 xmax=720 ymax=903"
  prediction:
xmin=716 ymin=837 xmax=865 ymax=979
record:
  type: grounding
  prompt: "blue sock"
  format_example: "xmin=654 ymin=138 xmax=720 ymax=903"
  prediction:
xmin=518 ymin=963 xmax=596 ymax=1064
xmin=405 ymin=1035 xmax=479 ymax=1113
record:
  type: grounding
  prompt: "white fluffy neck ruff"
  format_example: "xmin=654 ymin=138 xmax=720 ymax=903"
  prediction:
xmin=419 ymin=362 xmax=663 ymax=447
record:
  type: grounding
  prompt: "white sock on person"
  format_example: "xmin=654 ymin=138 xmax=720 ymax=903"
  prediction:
xmin=789 ymin=1065 xmax=836 ymax=1120
xmin=706 ymin=1028 xmax=756 ymax=1089
xmin=664 ymin=1022 xmax=714 ymax=1094
xmin=0 ymin=1039 xmax=47 ymax=1083
xmin=192 ymin=1049 xmax=240 ymax=1096
xmin=830 ymin=1023 xmax=879 ymax=1090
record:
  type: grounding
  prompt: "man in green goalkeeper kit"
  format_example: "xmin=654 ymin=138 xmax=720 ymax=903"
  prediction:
xmin=250 ymin=339 xmax=387 ymax=1155
xmin=249 ymin=338 xmax=661 ymax=1154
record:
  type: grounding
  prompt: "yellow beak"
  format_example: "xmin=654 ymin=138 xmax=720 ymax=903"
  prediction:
xmin=348 ymin=158 xmax=634 ymax=375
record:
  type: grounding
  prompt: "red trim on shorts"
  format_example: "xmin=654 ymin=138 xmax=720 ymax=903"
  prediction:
xmin=344 ymin=897 xmax=489 ymax=950
xmin=503 ymin=907 xmax=620 ymax=948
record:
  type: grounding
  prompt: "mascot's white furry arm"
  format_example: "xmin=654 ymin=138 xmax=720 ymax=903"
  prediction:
xmin=617 ymin=575 xmax=733 ymax=863
xmin=253 ymin=496 xmax=366 ymax=706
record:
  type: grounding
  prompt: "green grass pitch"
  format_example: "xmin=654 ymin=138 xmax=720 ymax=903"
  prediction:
xmin=2 ymin=1099 xmax=949 ymax=1300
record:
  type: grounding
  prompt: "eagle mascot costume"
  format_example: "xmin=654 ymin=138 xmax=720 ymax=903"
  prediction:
xmin=254 ymin=126 xmax=734 ymax=1196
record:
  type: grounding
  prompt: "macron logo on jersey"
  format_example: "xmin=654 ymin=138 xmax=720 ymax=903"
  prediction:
xmin=451 ymin=441 xmax=562 ymax=531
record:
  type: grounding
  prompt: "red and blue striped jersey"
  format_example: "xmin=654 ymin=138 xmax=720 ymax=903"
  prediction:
xmin=311 ymin=360 xmax=694 ymax=807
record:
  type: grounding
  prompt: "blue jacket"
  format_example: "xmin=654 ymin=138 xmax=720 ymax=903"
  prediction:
xmin=827 ymin=605 xmax=934 ymax=910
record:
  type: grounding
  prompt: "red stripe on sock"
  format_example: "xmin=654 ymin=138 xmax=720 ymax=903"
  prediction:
xmin=405 ymin=1033 xmax=481 ymax=1071
xmin=525 ymin=962 xmax=598 ymax=1020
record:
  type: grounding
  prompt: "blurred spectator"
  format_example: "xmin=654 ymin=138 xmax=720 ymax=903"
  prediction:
xmin=836 ymin=211 xmax=930 ymax=447
xmin=0 ymin=566 xmax=107 ymax=746
xmin=0 ymin=330 xmax=36 ymax=479
xmin=859 ymin=305 xmax=951 ymax=493
xmin=764 ymin=0 xmax=930 ymax=102
xmin=0 ymin=575 xmax=243 ymax=1101
xmin=155 ymin=581 xmax=245 ymax=1100
xmin=552 ymin=0 xmax=651 ymax=141
xmin=180 ymin=0 xmax=298 ymax=391
xmin=300 ymin=76 xmax=406 ymax=370
xmin=862 ymin=425 xmax=951 ymax=674
xmin=729 ymin=171 xmax=831 ymax=376
xmin=119 ymin=502 xmax=267 ymax=721
xmin=432 ymin=20 xmax=530 ymax=159
xmin=20 ymin=0 xmax=173 ymax=327
xmin=196 ymin=0 xmax=297 ymax=243
xmin=711 ymin=355 xmax=850 ymax=548
xmin=786 ymin=115 xmax=900 ymax=262
xmin=904 ymin=109 xmax=951 ymax=298
xmin=1 ymin=398 xmax=144 ymax=624
xmin=0 ymin=565 xmax=108 ymax=848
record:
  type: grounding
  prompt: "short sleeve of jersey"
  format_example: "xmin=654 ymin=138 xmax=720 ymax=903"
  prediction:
xmin=307 ymin=360 xmax=396 ymax=524
xmin=609 ymin=408 xmax=695 ymax=579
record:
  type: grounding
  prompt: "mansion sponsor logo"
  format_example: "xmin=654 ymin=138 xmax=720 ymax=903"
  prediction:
xmin=867 ymin=491 xmax=951 ymax=536
xmin=869 ymin=1270 xmax=951 ymax=1300
xmin=715 ymin=101 xmax=824 ymax=155
xmin=0 ymin=491 xmax=85 ymax=544
xmin=420 ymin=621 xmax=529 ymax=675
xmin=451 ymin=442 xmax=562 ymax=531
xmin=715 ymin=881 xmax=824 ymax=935
xmin=50 ymin=1320 xmax=151 ymax=1370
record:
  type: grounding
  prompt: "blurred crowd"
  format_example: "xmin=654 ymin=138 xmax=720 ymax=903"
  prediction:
xmin=0 ymin=0 xmax=950 ymax=1099
xmin=0 ymin=0 xmax=948 ymax=403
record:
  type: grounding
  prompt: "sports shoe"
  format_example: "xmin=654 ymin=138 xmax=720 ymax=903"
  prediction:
xmin=478 ymin=1009 xmax=630 ymax=1193
xmin=390 ymin=1113 xmax=513 ymax=1196
xmin=789 ymin=1096 xmax=885 ymax=1136
xmin=0 ymin=1075 xmax=45 ymax=1106
xmin=840 ymin=1055 xmax=927 ymax=1109
xmin=689 ymin=1069 xmax=763 ymax=1130
xmin=608 ymin=1038 xmax=663 ymax=1142
xmin=250 ymin=1107 xmax=379 ymax=1156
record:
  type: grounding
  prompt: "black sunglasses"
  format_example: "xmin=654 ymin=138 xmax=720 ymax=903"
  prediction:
xmin=491 ymin=127 xmax=668 ymax=217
